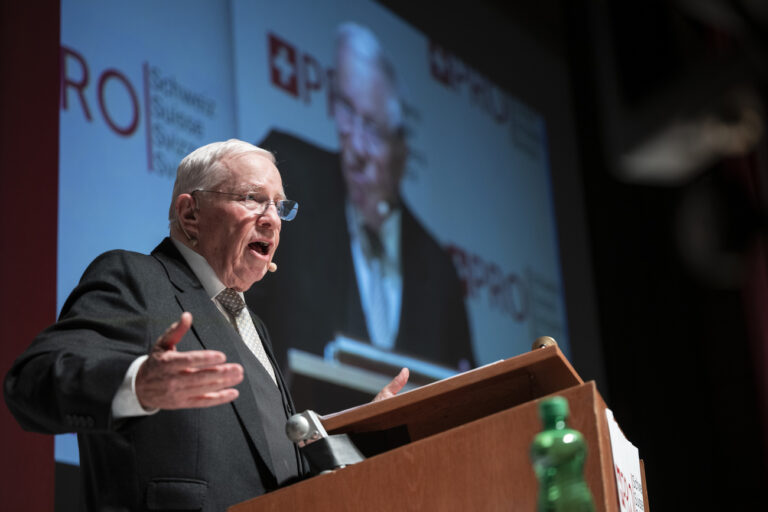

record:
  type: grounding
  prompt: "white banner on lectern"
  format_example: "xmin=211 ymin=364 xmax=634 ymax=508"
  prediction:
xmin=605 ymin=409 xmax=646 ymax=512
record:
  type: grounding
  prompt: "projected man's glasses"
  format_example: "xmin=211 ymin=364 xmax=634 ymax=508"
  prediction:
xmin=192 ymin=189 xmax=299 ymax=221
xmin=332 ymin=94 xmax=399 ymax=153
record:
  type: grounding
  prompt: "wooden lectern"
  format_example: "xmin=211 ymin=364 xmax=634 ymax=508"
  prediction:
xmin=230 ymin=347 xmax=647 ymax=511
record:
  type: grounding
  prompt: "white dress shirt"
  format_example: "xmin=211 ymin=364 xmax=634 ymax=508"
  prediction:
xmin=345 ymin=202 xmax=403 ymax=350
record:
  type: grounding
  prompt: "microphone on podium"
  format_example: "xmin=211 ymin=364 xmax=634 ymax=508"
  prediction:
xmin=286 ymin=410 xmax=365 ymax=474
xmin=268 ymin=261 xmax=277 ymax=272
xmin=286 ymin=410 xmax=327 ymax=445
xmin=531 ymin=336 xmax=558 ymax=351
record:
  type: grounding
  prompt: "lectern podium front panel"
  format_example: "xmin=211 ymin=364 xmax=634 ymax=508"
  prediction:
xmin=229 ymin=348 xmax=624 ymax=512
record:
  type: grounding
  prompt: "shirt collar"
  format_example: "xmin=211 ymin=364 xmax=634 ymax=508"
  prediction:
xmin=171 ymin=237 xmax=242 ymax=301
xmin=345 ymin=202 xmax=401 ymax=263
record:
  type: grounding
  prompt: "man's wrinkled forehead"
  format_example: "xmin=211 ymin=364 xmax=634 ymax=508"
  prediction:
xmin=337 ymin=47 xmax=395 ymax=91
xmin=219 ymin=151 xmax=285 ymax=196
xmin=335 ymin=49 xmax=402 ymax=133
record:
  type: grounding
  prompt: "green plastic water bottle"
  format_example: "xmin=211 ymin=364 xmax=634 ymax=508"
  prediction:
xmin=530 ymin=396 xmax=596 ymax=512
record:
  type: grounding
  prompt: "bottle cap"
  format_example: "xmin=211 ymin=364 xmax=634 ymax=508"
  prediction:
xmin=539 ymin=396 xmax=569 ymax=421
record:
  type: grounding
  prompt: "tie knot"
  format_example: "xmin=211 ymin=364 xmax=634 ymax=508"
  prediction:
xmin=217 ymin=288 xmax=245 ymax=315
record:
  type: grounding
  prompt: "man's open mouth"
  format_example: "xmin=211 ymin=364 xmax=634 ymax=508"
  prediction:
xmin=249 ymin=241 xmax=270 ymax=256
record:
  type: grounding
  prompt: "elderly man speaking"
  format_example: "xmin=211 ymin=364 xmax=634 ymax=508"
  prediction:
xmin=4 ymin=139 xmax=408 ymax=512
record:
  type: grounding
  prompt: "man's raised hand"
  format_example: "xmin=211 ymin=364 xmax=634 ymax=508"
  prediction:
xmin=135 ymin=312 xmax=244 ymax=410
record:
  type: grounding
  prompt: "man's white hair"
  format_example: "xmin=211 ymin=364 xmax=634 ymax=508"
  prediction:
xmin=168 ymin=139 xmax=275 ymax=222
xmin=335 ymin=22 xmax=405 ymax=133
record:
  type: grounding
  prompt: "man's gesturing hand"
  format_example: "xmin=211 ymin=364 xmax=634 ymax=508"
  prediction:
xmin=373 ymin=367 xmax=409 ymax=402
xmin=136 ymin=312 xmax=244 ymax=410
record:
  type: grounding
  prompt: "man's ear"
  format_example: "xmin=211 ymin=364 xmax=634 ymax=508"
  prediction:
xmin=175 ymin=193 xmax=200 ymax=242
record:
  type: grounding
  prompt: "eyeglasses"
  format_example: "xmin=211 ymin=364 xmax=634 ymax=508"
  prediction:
xmin=192 ymin=189 xmax=298 ymax=221
xmin=332 ymin=94 xmax=400 ymax=154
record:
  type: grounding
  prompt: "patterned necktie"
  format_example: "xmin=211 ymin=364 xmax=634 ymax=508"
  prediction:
xmin=216 ymin=288 xmax=277 ymax=385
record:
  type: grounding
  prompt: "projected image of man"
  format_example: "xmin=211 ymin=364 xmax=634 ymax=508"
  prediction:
xmin=250 ymin=23 xmax=475 ymax=388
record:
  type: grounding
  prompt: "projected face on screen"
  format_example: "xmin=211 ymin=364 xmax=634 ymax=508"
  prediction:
xmin=333 ymin=26 xmax=407 ymax=232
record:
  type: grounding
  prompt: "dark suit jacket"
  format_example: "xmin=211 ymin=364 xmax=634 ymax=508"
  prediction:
xmin=248 ymin=130 xmax=474 ymax=375
xmin=4 ymin=238 xmax=304 ymax=511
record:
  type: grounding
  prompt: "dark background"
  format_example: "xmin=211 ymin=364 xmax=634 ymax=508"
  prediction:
xmin=2 ymin=1 xmax=767 ymax=510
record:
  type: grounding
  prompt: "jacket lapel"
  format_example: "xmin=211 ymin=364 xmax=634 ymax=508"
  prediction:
xmin=251 ymin=313 xmax=308 ymax=475
xmin=250 ymin=314 xmax=287 ymax=401
xmin=152 ymin=238 xmax=278 ymax=482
